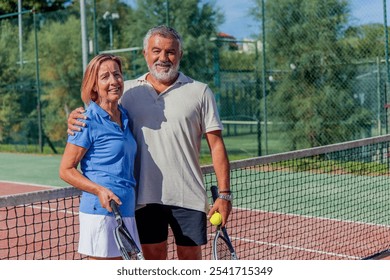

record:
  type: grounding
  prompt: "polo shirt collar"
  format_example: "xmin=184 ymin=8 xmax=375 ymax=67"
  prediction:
xmin=88 ymin=101 xmax=128 ymax=129
xmin=88 ymin=101 xmax=109 ymax=118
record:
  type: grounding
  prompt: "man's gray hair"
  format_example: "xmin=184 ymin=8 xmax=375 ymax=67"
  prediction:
xmin=143 ymin=25 xmax=182 ymax=52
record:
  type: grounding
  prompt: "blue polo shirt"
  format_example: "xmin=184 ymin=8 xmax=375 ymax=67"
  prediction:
xmin=67 ymin=101 xmax=137 ymax=217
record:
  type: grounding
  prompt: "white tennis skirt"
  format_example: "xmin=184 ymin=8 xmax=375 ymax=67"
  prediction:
xmin=78 ymin=212 xmax=141 ymax=258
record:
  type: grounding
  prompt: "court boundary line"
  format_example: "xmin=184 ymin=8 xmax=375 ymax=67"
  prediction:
xmin=0 ymin=180 xmax=56 ymax=189
xmin=227 ymin=206 xmax=390 ymax=259
xmin=31 ymin=205 xmax=77 ymax=216
xmin=234 ymin=206 xmax=390 ymax=229
xmin=228 ymin=235 xmax=359 ymax=259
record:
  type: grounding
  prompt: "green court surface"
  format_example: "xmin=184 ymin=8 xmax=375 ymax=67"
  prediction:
xmin=0 ymin=134 xmax=260 ymax=188
xmin=226 ymin=168 xmax=390 ymax=226
xmin=0 ymin=152 xmax=67 ymax=187
xmin=0 ymin=133 xmax=258 ymax=186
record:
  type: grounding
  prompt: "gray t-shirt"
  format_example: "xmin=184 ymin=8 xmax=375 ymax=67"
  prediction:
xmin=120 ymin=72 xmax=223 ymax=213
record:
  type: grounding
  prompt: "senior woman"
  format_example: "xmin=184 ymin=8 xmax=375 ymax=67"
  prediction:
xmin=59 ymin=54 xmax=140 ymax=259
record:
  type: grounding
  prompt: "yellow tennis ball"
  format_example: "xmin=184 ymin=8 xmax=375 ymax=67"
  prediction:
xmin=210 ymin=212 xmax=222 ymax=226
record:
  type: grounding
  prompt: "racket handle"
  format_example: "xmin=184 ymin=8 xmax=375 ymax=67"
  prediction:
xmin=211 ymin=185 xmax=219 ymax=202
xmin=110 ymin=200 xmax=120 ymax=216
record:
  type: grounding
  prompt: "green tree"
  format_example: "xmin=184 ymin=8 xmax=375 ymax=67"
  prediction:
xmin=0 ymin=0 xmax=72 ymax=32
xmin=0 ymin=1 xmax=78 ymax=147
xmin=128 ymin=0 xmax=223 ymax=81
xmin=216 ymin=45 xmax=261 ymax=119
xmin=0 ymin=20 xmax=23 ymax=143
xmin=25 ymin=15 xmax=83 ymax=143
xmin=343 ymin=24 xmax=386 ymax=62
xmin=251 ymin=0 xmax=371 ymax=149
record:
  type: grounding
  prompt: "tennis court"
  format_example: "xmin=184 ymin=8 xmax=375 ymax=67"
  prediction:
xmin=1 ymin=135 xmax=390 ymax=259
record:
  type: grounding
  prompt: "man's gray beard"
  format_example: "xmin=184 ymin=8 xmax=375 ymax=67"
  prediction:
xmin=148 ymin=63 xmax=179 ymax=83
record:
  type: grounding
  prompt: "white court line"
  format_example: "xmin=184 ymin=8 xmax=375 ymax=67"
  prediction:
xmin=0 ymin=180 xmax=77 ymax=216
xmin=234 ymin=206 xmax=390 ymax=229
xmin=207 ymin=232 xmax=359 ymax=259
xmin=29 ymin=199 xmax=80 ymax=217
xmin=217 ymin=206 xmax=390 ymax=259
xmin=0 ymin=180 xmax=55 ymax=189
xmin=31 ymin=205 xmax=77 ymax=216
xmin=230 ymin=235 xmax=359 ymax=259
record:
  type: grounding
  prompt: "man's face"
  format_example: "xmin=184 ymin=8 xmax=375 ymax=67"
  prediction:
xmin=144 ymin=35 xmax=183 ymax=84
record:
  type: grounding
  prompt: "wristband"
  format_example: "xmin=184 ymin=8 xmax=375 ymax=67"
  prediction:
xmin=219 ymin=190 xmax=231 ymax=194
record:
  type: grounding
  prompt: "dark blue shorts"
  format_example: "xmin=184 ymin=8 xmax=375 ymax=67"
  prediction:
xmin=135 ymin=204 xmax=207 ymax=246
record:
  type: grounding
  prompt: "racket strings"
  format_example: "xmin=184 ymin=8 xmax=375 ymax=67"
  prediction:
xmin=120 ymin=234 xmax=137 ymax=258
xmin=116 ymin=228 xmax=139 ymax=260
xmin=216 ymin=236 xmax=232 ymax=260
xmin=110 ymin=201 xmax=144 ymax=260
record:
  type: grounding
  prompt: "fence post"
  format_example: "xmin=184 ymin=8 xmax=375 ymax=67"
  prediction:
xmin=383 ymin=0 xmax=389 ymax=134
xmin=261 ymin=0 xmax=267 ymax=155
xmin=33 ymin=10 xmax=43 ymax=153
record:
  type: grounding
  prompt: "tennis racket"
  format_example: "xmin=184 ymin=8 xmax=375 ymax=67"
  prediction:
xmin=210 ymin=185 xmax=238 ymax=260
xmin=110 ymin=200 xmax=144 ymax=260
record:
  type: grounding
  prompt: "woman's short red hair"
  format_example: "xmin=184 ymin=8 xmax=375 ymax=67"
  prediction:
xmin=81 ymin=54 xmax=123 ymax=104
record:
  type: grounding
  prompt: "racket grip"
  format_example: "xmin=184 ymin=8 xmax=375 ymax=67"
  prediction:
xmin=211 ymin=185 xmax=219 ymax=202
xmin=110 ymin=200 xmax=120 ymax=215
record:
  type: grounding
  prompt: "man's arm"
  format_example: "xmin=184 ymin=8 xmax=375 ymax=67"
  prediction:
xmin=205 ymin=130 xmax=231 ymax=227
xmin=67 ymin=107 xmax=87 ymax=135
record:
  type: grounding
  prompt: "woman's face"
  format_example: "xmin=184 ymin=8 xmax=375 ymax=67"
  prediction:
xmin=95 ymin=60 xmax=124 ymax=104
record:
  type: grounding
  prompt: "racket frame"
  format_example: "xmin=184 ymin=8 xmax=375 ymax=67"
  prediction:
xmin=110 ymin=200 xmax=144 ymax=260
xmin=210 ymin=185 xmax=238 ymax=260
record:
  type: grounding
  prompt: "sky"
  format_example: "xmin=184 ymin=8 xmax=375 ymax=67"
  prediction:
xmin=217 ymin=0 xmax=390 ymax=39
xmin=122 ymin=0 xmax=390 ymax=39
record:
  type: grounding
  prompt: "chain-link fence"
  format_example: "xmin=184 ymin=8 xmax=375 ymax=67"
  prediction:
xmin=1 ymin=0 xmax=389 ymax=159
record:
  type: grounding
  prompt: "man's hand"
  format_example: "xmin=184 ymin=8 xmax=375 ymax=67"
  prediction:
xmin=67 ymin=107 xmax=87 ymax=135
xmin=208 ymin=198 xmax=232 ymax=227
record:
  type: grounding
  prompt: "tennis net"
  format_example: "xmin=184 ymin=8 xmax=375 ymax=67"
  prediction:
xmin=1 ymin=135 xmax=390 ymax=259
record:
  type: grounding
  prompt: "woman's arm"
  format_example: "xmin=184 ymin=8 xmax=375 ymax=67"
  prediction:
xmin=59 ymin=143 xmax=121 ymax=210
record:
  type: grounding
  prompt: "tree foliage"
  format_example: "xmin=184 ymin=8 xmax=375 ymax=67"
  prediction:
xmin=343 ymin=23 xmax=386 ymax=62
xmin=0 ymin=0 xmax=69 ymax=14
xmin=252 ymin=0 xmax=371 ymax=149
xmin=0 ymin=21 xmax=23 ymax=143
xmin=0 ymin=0 xmax=385 ymax=153
xmin=33 ymin=15 xmax=83 ymax=142
xmin=125 ymin=0 xmax=223 ymax=80
xmin=0 ymin=0 xmax=223 ymax=148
